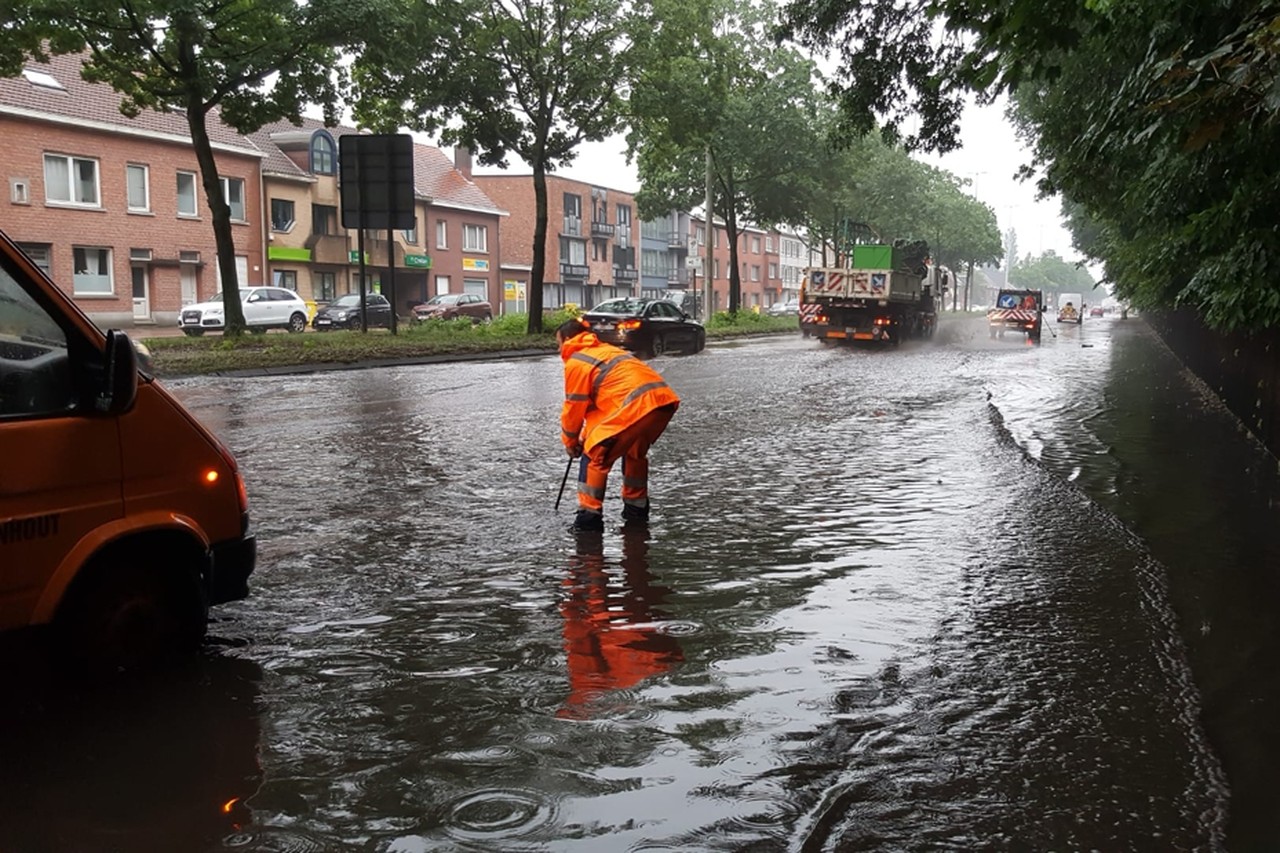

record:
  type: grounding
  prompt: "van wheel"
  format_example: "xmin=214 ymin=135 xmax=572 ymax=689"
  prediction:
xmin=55 ymin=557 xmax=207 ymax=673
xmin=288 ymin=313 xmax=307 ymax=333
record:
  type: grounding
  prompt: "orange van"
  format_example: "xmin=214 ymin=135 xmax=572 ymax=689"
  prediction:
xmin=0 ymin=230 xmax=254 ymax=669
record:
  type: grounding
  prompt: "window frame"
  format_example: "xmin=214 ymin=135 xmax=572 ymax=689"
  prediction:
xmin=43 ymin=153 xmax=100 ymax=208
xmin=71 ymin=246 xmax=114 ymax=296
xmin=270 ymin=198 xmax=296 ymax=232
xmin=462 ymin=223 xmax=488 ymax=253
xmin=310 ymin=131 xmax=336 ymax=176
xmin=126 ymin=163 xmax=150 ymax=212
xmin=436 ymin=219 xmax=448 ymax=249
xmin=176 ymin=171 xmax=199 ymax=217
xmin=220 ymin=176 xmax=246 ymax=222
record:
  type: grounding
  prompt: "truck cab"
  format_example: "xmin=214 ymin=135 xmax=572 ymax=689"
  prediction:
xmin=988 ymin=289 xmax=1045 ymax=343
xmin=0 ymin=230 xmax=255 ymax=670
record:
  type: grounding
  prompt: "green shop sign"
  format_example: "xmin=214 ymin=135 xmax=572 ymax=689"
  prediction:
xmin=267 ymin=246 xmax=312 ymax=262
xmin=405 ymin=254 xmax=432 ymax=269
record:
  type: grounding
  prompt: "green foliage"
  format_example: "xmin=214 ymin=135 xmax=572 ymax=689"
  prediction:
xmin=1010 ymin=251 xmax=1096 ymax=295
xmin=353 ymin=0 xmax=631 ymax=334
xmin=780 ymin=0 xmax=1280 ymax=331
xmin=1 ymin=0 xmax=360 ymax=335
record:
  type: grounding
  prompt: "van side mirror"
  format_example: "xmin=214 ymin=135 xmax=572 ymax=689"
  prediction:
xmin=96 ymin=329 xmax=138 ymax=414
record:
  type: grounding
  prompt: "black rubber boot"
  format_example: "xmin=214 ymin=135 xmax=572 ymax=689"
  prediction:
xmin=569 ymin=509 xmax=605 ymax=533
xmin=621 ymin=503 xmax=650 ymax=525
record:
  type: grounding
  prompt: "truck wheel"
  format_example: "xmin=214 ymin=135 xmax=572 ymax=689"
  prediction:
xmin=55 ymin=554 xmax=208 ymax=672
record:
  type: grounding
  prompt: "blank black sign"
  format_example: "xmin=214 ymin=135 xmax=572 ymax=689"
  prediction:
xmin=339 ymin=134 xmax=415 ymax=230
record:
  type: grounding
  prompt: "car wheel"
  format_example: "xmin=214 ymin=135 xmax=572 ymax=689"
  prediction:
xmin=696 ymin=330 xmax=706 ymax=352
xmin=288 ymin=313 xmax=307 ymax=333
xmin=348 ymin=317 xmax=363 ymax=331
xmin=182 ymin=328 xmax=204 ymax=337
xmin=651 ymin=334 xmax=666 ymax=358
xmin=480 ymin=312 xmax=492 ymax=324
xmin=55 ymin=552 xmax=208 ymax=672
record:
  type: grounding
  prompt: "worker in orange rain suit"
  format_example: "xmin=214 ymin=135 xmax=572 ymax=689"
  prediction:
xmin=558 ymin=528 xmax=684 ymax=719
xmin=556 ymin=318 xmax=681 ymax=533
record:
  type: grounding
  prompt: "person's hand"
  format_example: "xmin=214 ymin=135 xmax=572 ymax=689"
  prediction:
xmin=567 ymin=442 xmax=583 ymax=459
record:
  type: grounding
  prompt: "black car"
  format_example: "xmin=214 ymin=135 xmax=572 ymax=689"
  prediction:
xmin=312 ymin=293 xmax=393 ymax=330
xmin=580 ymin=297 xmax=706 ymax=357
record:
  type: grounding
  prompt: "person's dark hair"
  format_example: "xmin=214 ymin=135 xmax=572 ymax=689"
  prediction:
xmin=556 ymin=318 xmax=589 ymax=340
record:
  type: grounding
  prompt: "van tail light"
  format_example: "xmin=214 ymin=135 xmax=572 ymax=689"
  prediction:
xmin=618 ymin=319 xmax=642 ymax=331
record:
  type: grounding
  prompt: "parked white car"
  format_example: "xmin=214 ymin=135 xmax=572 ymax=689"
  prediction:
xmin=178 ymin=286 xmax=309 ymax=336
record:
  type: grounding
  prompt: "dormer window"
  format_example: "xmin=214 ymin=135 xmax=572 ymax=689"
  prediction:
xmin=310 ymin=131 xmax=336 ymax=175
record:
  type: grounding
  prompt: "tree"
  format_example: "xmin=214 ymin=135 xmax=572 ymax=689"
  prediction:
xmin=775 ymin=0 xmax=1280 ymax=331
xmin=355 ymin=0 xmax=632 ymax=334
xmin=629 ymin=0 xmax=825 ymax=313
xmin=1009 ymin=250 xmax=1095 ymax=299
xmin=1 ymin=0 xmax=359 ymax=334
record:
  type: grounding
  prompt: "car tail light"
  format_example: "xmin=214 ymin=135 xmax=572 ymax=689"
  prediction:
xmin=618 ymin=319 xmax=642 ymax=331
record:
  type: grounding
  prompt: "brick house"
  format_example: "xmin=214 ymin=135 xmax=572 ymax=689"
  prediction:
xmin=472 ymin=172 xmax=639 ymax=310
xmin=0 ymin=53 xmax=265 ymax=329
xmin=252 ymin=124 xmax=506 ymax=316
xmin=690 ymin=216 xmax=780 ymax=312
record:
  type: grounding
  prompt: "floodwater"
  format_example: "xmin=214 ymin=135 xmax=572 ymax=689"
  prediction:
xmin=5 ymin=314 xmax=1279 ymax=851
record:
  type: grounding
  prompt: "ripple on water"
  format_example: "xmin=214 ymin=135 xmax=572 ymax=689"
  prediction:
xmin=223 ymin=828 xmax=330 ymax=852
xmin=442 ymin=787 xmax=556 ymax=843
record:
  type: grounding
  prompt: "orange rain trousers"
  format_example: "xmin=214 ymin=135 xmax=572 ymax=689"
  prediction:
xmin=576 ymin=404 xmax=676 ymax=515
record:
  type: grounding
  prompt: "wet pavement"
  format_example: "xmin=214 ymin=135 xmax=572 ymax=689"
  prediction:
xmin=4 ymin=314 xmax=1279 ymax=851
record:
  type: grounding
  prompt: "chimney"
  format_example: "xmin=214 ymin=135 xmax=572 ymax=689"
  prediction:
xmin=454 ymin=146 xmax=473 ymax=179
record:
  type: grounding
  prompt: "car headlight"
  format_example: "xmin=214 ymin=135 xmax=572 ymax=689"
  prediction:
xmin=334 ymin=310 xmax=349 ymax=319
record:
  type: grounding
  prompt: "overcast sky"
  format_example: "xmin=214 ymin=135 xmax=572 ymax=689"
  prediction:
xmin=469 ymin=96 xmax=1083 ymax=267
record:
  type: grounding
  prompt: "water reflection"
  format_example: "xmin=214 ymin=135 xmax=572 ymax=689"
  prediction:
xmin=0 ymin=650 xmax=263 ymax=852
xmin=559 ymin=529 xmax=685 ymax=719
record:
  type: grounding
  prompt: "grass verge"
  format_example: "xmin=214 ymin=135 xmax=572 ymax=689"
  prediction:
xmin=142 ymin=309 xmax=798 ymax=377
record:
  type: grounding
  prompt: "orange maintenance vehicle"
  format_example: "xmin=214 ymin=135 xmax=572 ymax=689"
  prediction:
xmin=0 ymin=229 xmax=255 ymax=669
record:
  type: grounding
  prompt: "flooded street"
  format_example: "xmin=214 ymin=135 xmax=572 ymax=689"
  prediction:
xmin=6 ymin=315 xmax=1279 ymax=851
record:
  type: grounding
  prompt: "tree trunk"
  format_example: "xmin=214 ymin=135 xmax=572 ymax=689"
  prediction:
xmin=185 ymin=104 xmax=246 ymax=336
xmin=527 ymin=160 xmax=549 ymax=335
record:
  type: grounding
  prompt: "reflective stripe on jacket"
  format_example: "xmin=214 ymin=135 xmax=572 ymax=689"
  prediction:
xmin=559 ymin=331 xmax=681 ymax=453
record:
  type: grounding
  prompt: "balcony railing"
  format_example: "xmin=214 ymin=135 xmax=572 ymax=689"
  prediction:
xmin=666 ymin=268 xmax=692 ymax=286
xmin=614 ymin=267 xmax=638 ymax=282
xmin=591 ymin=220 xmax=616 ymax=237
xmin=667 ymin=231 xmax=687 ymax=248
xmin=562 ymin=215 xmax=582 ymax=237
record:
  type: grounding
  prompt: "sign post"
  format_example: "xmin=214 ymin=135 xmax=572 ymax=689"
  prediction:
xmin=340 ymin=134 xmax=415 ymax=334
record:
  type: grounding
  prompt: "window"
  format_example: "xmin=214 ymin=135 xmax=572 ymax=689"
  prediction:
xmin=126 ymin=164 xmax=149 ymax=212
xmin=642 ymin=249 xmax=665 ymax=275
xmin=562 ymin=239 xmax=586 ymax=266
xmin=315 ymin=271 xmax=337 ymax=301
xmin=273 ymin=270 xmax=298 ymax=291
xmin=403 ymin=217 xmax=417 ymax=244
xmin=44 ymin=154 xmax=99 ymax=206
xmin=714 ymin=259 xmax=720 ymax=279
xmin=16 ymin=244 xmax=50 ymax=276
xmin=752 ymin=237 xmax=761 ymax=254
xmin=463 ymin=278 xmax=488 ymax=298
xmin=177 ymin=171 xmax=198 ymax=216
xmin=271 ymin=198 xmax=295 ymax=232
xmin=72 ymin=247 xmax=112 ymax=295
xmin=0 ymin=263 xmax=73 ymax=418
xmin=435 ymin=275 xmax=450 ymax=296
xmin=463 ymin=224 xmax=487 ymax=252
xmin=313 ymin=204 xmax=337 ymax=235
xmin=436 ymin=219 xmax=448 ymax=249
xmin=751 ymin=265 xmax=760 ymax=282
xmin=765 ymin=236 xmax=774 ymax=252
xmin=697 ymin=226 xmax=705 ymax=245
xmin=769 ymin=262 xmax=778 ymax=279
xmin=563 ymin=194 xmax=582 ymax=235
xmin=11 ymin=178 xmax=29 ymax=205
xmin=220 ymin=176 xmax=245 ymax=221
xmin=310 ymin=131 xmax=336 ymax=175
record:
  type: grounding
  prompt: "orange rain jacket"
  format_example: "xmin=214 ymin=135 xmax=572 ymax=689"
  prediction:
xmin=559 ymin=331 xmax=681 ymax=454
